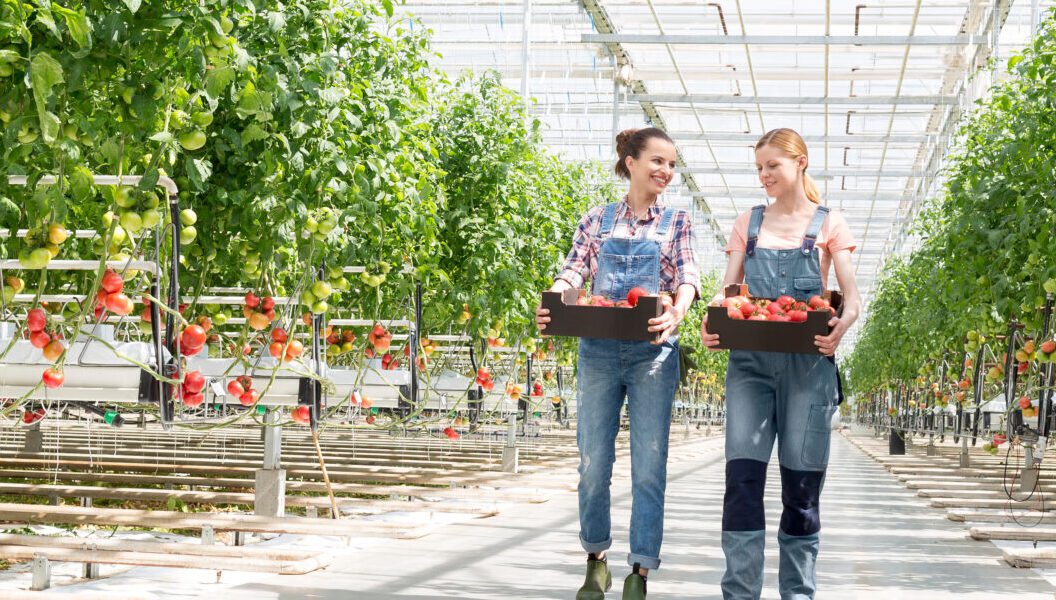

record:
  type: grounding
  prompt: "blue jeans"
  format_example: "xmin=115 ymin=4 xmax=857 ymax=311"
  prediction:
xmin=722 ymin=350 xmax=836 ymax=600
xmin=576 ymin=336 xmax=680 ymax=570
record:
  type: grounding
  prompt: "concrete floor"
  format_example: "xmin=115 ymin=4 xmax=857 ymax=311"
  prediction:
xmin=213 ymin=429 xmax=1056 ymax=599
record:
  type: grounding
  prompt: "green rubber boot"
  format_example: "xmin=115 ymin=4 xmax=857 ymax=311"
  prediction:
xmin=576 ymin=556 xmax=612 ymax=600
xmin=621 ymin=572 xmax=647 ymax=600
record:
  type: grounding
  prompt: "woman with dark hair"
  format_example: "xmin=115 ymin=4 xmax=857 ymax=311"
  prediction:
xmin=537 ymin=127 xmax=700 ymax=599
xmin=702 ymin=128 xmax=860 ymax=600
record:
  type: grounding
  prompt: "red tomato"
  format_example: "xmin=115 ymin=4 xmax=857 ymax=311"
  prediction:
xmin=626 ymin=287 xmax=648 ymax=307
xmin=285 ymin=339 xmax=304 ymax=359
xmin=292 ymin=405 xmax=311 ymax=424
xmin=42 ymin=340 xmax=64 ymax=362
xmin=227 ymin=379 xmax=246 ymax=397
xmin=244 ymin=292 xmax=260 ymax=308
xmin=788 ymin=310 xmax=808 ymax=323
xmin=29 ymin=331 xmax=51 ymax=349
xmin=41 ymin=368 xmax=64 ymax=389
xmin=727 ymin=307 xmax=745 ymax=320
xmin=101 ymin=269 xmax=124 ymax=294
xmin=261 ymin=296 xmax=275 ymax=311
xmin=181 ymin=325 xmax=207 ymax=350
xmin=239 ymin=390 xmax=259 ymax=406
xmin=766 ymin=302 xmax=786 ymax=316
xmin=269 ymin=342 xmax=284 ymax=359
xmin=105 ymin=292 xmax=134 ymax=316
xmin=182 ymin=392 xmax=205 ymax=407
xmin=27 ymin=308 xmax=47 ymax=333
xmin=271 ymin=328 xmax=288 ymax=344
xmin=183 ymin=370 xmax=206 ymax=394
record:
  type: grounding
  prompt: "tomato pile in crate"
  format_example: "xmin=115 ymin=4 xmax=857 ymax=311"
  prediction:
xmin=707 ymin=284 xmax=842 ymax=354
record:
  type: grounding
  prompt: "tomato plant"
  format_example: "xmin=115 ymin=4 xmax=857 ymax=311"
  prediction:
xmin=847 ymin=9 xmax=1056 ymax=395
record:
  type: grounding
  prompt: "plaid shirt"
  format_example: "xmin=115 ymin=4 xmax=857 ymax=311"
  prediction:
xmin=557 ymin=197 xmax=701 ymax=298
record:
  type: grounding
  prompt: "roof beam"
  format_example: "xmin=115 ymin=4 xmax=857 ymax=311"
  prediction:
xmin=631 ymin=94 xmax=957 ymax=106
xmin=582 ymin=34 xmax=988 ymax=46
xmin=676 ymin=167 xmax=925 ymax=178
xmin=668 ymin=132 xmax=936 ymax=144
xmin=688 ymin=190 xmax=917 ymax=202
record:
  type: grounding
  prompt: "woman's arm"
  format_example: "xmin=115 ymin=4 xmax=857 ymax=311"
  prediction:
xmin=814 ymin=248 xmax=860 ymax=356
xmin=538 ymin=212 xmax=596 ymax=331
xmin=711 ymin=251 xmax=745 ymax=304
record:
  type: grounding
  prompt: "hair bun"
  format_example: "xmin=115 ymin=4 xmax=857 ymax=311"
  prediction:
xmin=615 ymin=128 xmax=639 ymax=156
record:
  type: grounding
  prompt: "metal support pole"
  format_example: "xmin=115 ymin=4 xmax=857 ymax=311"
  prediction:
xmin=1022 ymin=295 xmax=1054 ymax=492
xmin=310 ymin=265 xmax=325 ymax=430
xmin=520 ymin=0 xmax=532 ymax=105
xmin=503 ymin=349 xmax=520 ymax=471
xmin=611 ymin=53 xmax=620 ymax=152
xmin=255 ymin=408 xmax=286 ymax=517
xmin=31 ymin=554 xmax=50 ymax=590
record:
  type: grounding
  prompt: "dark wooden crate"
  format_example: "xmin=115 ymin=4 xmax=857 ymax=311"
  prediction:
xmin=540 ymin=290 xmax=662 ymax=342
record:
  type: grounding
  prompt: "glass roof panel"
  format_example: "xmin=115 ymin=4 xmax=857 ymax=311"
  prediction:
xmin=401 ymin=0 xmax=1055 ymax=349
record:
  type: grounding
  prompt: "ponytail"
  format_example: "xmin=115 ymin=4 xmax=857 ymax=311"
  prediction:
xmin=803 ymin=172 xmax=821 ymax=204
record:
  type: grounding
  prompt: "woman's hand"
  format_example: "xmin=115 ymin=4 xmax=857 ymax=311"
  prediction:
xmin=536 ymin=303 xmax=551 ymax=332
xmin=648 ymin=295 xmax=685 ymax=345
xmin=537 ymin=280 xmax=572 ymax=333
xmin=701 ymin=296 xmax=723 ymax=351
xmin=814 ymin=315 xmax=849 ymax=356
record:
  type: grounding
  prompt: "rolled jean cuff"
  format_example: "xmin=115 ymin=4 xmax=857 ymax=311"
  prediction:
xmin=627 ymin=552 xmax=661 ymax=571
xmin=580 ymin=534 xmax=612 ymax=554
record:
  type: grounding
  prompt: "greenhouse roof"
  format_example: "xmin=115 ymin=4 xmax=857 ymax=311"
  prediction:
xmin=401 ymin=0 xmax=1054 ymax=349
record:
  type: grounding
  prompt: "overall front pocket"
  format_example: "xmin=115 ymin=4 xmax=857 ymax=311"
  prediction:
xmin=801 ymin=403 xmax=835 ymax=468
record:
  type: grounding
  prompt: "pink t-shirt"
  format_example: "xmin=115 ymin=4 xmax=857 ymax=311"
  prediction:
xmin=725 ymin=207 xmax=856 ymax=287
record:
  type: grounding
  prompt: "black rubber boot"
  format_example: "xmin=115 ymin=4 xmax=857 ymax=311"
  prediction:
xmin=622 ymin=563 xmax=647 ymax=599
xmin=576 ymin=554 xmax=612 ymax=600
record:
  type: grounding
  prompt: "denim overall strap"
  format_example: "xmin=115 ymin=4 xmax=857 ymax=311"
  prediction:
xmin=651 ymin=207 xmax=676 ymax=242
xmin=598 ymin=202 xmax=620 ymax=239
xmin=799 ymin=205 xmax=830 ymax=255
xmin=745 ymin=205 xmax=766 ymax=256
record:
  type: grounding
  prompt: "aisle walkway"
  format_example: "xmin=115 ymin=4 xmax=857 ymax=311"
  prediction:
xmin=224 ymin=429 xmax=1055 ymax=599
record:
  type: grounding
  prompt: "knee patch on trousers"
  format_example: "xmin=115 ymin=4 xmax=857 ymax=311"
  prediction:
xmin=722 ymin=459 xmax=768 ymax=531
xmin=779 ymin=465 xmax=825 ymax=536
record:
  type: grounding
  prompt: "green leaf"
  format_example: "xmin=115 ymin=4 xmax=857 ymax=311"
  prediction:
xmin=70 ymin=166 xmax=94 ymax=202
xmin=240 ymin=123 xmax=267 ymax=145
xmin=100 ymin=139 xmax=122 ymax=169
xmin=138 ymin=167 xmax=159 ymax=191
xmin=205 ymin=66 xmax=236 ymax=99
xmin=184 ymin=156 xmax=212 ymax=190
xmin=121 ymin=0 xmax=141 ymax=13
xmin=34 ymin=4 xmax=58 ymax=37
xmin=1008 ymin=54 xmax=1024 ymax=69
xmin=29 ymin=51 xmax=64 ymax=143
xmin=382 ymin=0 xmax=394 ymax=18
xmin=0 ymin=50 xmax=19 ymax=63
xmin=149 ymin=131 xmax=173 ymax=143
xmin=51 ymin=4 xmax=92 ymax=51
xmin=37 ymin=110 xmax=60 ymax=144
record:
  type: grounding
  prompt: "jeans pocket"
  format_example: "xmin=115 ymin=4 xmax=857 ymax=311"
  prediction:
xmin=801 ymin=404 xmax=835 ymax=469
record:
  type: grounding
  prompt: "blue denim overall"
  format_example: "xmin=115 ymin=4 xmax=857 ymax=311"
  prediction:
xmin=577 ymin=202 xmax=681 ymax=571
xmin=721 ymin=205 xmax=838 ymax=600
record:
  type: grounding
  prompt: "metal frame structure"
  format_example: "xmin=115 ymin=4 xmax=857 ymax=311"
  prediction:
xmin=401 ymin=0 xmax=1055 ymax=349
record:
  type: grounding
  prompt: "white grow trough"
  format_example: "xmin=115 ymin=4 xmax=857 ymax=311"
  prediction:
xmin=0 ymin=328 xmax=161 ymax=403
